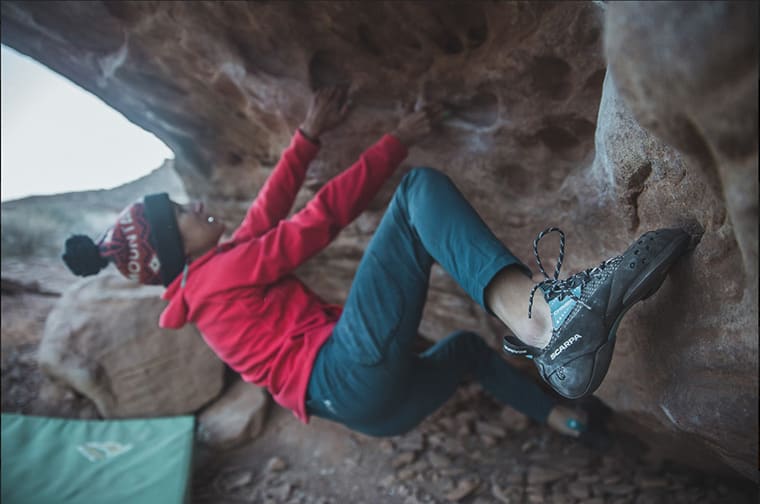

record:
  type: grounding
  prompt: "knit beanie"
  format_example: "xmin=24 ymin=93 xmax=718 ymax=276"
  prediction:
xmin=62 ymin=193 xmax=185 ymax=287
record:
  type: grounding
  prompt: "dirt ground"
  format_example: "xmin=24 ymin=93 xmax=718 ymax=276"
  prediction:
xmin=2 ymin=259 xmax=757 ymax=503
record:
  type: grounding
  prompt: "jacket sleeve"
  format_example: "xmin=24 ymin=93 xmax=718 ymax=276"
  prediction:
xmin=231 ymin=129 xmax=320 ymax=241
xmin=213 ymin=134 xmax=408 ymax=286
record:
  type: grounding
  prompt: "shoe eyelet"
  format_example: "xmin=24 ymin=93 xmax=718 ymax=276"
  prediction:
xmin=642 ymin=258 xmax=648 ymax=264
xmin=629 ymin=262 xmax=636 ymax=269
xmin=634 ymin=250 xmax=640 ymax=255
xmin=557 ymin=369 xmax=566 ymax=380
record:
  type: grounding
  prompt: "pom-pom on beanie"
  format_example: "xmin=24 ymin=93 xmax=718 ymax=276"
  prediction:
xmin=62 ymin=193 xmax=185 ymax=287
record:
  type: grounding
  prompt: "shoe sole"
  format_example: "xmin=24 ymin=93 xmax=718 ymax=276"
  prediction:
xmin=562 ymin=231 xmax=690 ymax=399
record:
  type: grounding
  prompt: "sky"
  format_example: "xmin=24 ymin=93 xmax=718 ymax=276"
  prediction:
xmin=1 ymin=44 xmax=174 ymax=202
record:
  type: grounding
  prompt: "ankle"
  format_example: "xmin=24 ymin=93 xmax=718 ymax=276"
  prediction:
xmin=508 ymin=288 xmax=552 ymax=348
xmin=546 ymin=405 xmax=587 ymax=438
xmin=485 ymin=267 xmax=553 ymax=348
xmin=515 ymin=321 xmax=551 ymax=349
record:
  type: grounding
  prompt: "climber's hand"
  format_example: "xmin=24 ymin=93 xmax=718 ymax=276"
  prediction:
xmin=301 ymin=85 xmax=351 ymax=140
xmin=392 ymin=104 xmax=445 ymax=147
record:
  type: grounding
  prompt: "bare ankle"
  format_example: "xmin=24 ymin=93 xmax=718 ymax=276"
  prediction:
xmin=485 ymin=266 xmax=552 ymax=348
xmin=508 ymin=308 xmax=551 ymax=348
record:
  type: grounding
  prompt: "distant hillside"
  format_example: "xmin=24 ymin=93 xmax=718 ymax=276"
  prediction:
xmin=1 ymin=159 xmax=187 ymax=259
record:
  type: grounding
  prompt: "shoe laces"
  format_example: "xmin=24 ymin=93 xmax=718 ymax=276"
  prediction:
xmin=527 ymin=227 xmax=615 ymax=319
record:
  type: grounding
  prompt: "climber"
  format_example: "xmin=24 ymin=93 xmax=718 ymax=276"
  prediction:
xmin=61 ymin=86 xmax=689 ymax=440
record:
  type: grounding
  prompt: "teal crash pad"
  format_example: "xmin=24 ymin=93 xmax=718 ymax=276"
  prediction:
xmin=1 ymin=413 xmax=195 ymax=504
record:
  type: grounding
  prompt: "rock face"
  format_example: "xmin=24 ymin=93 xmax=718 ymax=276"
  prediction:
xmin=604 ymin=2 xmax=758 ymax=309
xmin=38 ymin=273 xmax=224 ymax=417
xmin=599 ymin=2 xmax=758 ymax=481
xmin=2 ymin=1 xmax=756 ymax=480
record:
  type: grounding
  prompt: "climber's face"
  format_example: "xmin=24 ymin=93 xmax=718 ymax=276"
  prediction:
xmin=173 ymin=201 xmax=226 ymax=259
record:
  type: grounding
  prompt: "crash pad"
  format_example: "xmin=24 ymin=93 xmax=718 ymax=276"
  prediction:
xmin=1 ymin=413 xmax=195 ymax=504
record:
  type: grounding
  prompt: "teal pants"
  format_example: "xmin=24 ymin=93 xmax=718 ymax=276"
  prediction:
xmin=306 ymin=167 xmax=556 ymax=436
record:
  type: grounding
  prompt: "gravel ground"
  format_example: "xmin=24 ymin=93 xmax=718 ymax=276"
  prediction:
xmin=188 ymin=384 xmax=756 ymax=504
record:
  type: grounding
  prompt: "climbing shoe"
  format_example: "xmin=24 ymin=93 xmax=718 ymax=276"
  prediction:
xmin=503 ymin=227 xmax=690 ymax=399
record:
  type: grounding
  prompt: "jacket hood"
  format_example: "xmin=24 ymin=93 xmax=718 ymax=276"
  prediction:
xmin=159 ymin=246 xmax=222 ymax=329
xmin=160 ymin=274 xmax=189 ymax=328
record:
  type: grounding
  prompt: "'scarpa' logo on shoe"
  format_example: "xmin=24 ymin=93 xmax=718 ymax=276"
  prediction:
xmin=550 ymin=334 xmax=582 ymax=360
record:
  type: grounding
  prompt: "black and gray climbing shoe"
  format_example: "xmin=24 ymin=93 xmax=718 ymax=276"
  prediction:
xmin=503 ymin=227 xmax=690 ymax=399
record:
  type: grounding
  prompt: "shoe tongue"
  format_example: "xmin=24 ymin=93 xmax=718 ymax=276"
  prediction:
xmin=541 ymin=284 xmax=582 ymax=329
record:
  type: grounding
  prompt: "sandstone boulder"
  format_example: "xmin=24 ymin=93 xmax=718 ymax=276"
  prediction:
xmin=38 ymin=273 xmax=224 ymax=418
xmin=197 ymin=378 xmax=270 ymax=449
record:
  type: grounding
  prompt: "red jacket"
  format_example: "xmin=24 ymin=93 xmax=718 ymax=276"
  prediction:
xmin=159 ymin=130 xmax=408 ymax=422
